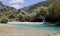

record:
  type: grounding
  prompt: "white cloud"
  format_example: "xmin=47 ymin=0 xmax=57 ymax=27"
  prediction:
xmin=9 ymin=0 xmax=24 ymax=4
xmin=9 ymin=0 xmax=25 ymax=9
xmin=11 ymin=5 xmax=21 ymax=9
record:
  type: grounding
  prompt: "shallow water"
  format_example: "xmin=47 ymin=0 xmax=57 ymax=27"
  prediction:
xmin=8 ymin=24 xmax=60 ymax=32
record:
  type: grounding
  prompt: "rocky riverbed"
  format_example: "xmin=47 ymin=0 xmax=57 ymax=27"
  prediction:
xmin=0 ymin=25 xmax=60 ymax=36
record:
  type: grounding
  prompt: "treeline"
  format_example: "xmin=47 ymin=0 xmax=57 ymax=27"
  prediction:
xmin=0 ymin=0 xmax=60 ymax=24
xmin=46 ymin=0 xmax=60 ymax=24
xmin=0 ymin=6 xmax=48 ymax=23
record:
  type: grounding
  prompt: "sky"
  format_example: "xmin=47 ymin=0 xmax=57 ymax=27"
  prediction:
xmin=0 ymin=0 xmax=46 ymax=9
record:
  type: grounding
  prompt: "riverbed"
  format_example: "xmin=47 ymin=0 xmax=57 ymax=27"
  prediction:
xmin=0 ymin=24 xmax=60 ymax=36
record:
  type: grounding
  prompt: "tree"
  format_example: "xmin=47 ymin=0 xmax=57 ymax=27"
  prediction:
xmin=29 ymin=12 xmax=36 ymax=21
xmin=51 ymin=0 xmax=60 ymax=23
xmin=5 ymin=12 xmax=16 ymax=19
xmin=46 ymin=0 xmax=60 ymax=24
xmin=45 ymin=4 xmax=54 ymax=22
xmin=0 ymin=12 xmax=3 ymax=18
xmin=17 ymin=9 xmax=22 ymax=14
xmin=0 ymin=17 xmax=8 ymax=23
xmin=33 ymin=6 xmax=48 ymax=22
xmin=17 ymin=13 xmax=25 ymax=21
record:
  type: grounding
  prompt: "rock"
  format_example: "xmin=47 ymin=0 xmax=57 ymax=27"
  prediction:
xmin=0 ymin=2 xmax=17 ymax=12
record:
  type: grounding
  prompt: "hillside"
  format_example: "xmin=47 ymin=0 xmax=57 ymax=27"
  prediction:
xmin=22 ymin=0 xmax=53 ymax=12
xmin=0 ymin=2 xmax=17 ymax=12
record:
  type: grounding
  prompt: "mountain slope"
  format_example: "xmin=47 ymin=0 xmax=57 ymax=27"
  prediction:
xmin=0 ymin=2 xmax=17 ymax=12
xmin=22 ymin=0 xmax=53 ymax=12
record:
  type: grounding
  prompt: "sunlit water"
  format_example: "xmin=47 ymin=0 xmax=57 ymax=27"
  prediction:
xmin=7 ymin=24 xmax=60 ymax=32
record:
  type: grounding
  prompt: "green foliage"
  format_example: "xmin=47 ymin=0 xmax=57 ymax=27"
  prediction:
xmin=22 ymin=0 xmax=53 ymax=12
xmin=25 ymin=12 xmax=36 ymax=21
xmin=17 ymin=9 xmax=22 ymax=14
xmin=33 ymin=6 xmax=48 ymax=22
xmin=17 ymin=13 xmax=25 ymax=21
xmin=0 ymin=17 xmax=8 ymax=23
xmin=0 ymin=4 xmax=59 ymax=23
xmin=0 ymin=0 xmax=59 ymax=24
xmin=5 ymin=12 xmax=16 ymax=19
xmin=46 ymin=0 xmax=60 ymax=24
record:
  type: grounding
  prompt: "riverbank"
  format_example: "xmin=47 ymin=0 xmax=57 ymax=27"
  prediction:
xmin=7 ymin=22 xmax=43 ymax=24
xmin=0 ymin=24 xmax=60 ymax=36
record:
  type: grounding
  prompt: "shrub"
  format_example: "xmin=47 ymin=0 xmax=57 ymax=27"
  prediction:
xmin=0 ymin=17 xmax=8 ymax=23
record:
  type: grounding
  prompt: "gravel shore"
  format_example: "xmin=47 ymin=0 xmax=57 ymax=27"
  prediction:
xmin=7 ymin=22 xmax=43 ymax=24
xmin=0 ymin=26 xmax=60 ymax=36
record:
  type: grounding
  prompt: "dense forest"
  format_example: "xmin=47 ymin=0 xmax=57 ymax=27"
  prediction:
xmin=0 ymin=0 xmax=60 ymax=24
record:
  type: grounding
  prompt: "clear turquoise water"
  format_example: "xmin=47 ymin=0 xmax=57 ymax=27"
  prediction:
xmin=8 ymin=24 xmax=60 ymax=32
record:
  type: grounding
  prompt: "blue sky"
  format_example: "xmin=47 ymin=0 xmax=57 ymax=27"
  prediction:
xmin=0 ymin=0 xmax=46 ymax=9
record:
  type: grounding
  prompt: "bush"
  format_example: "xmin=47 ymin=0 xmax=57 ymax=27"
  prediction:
xmin=0 ymin=17 xmax=8 ymax=23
